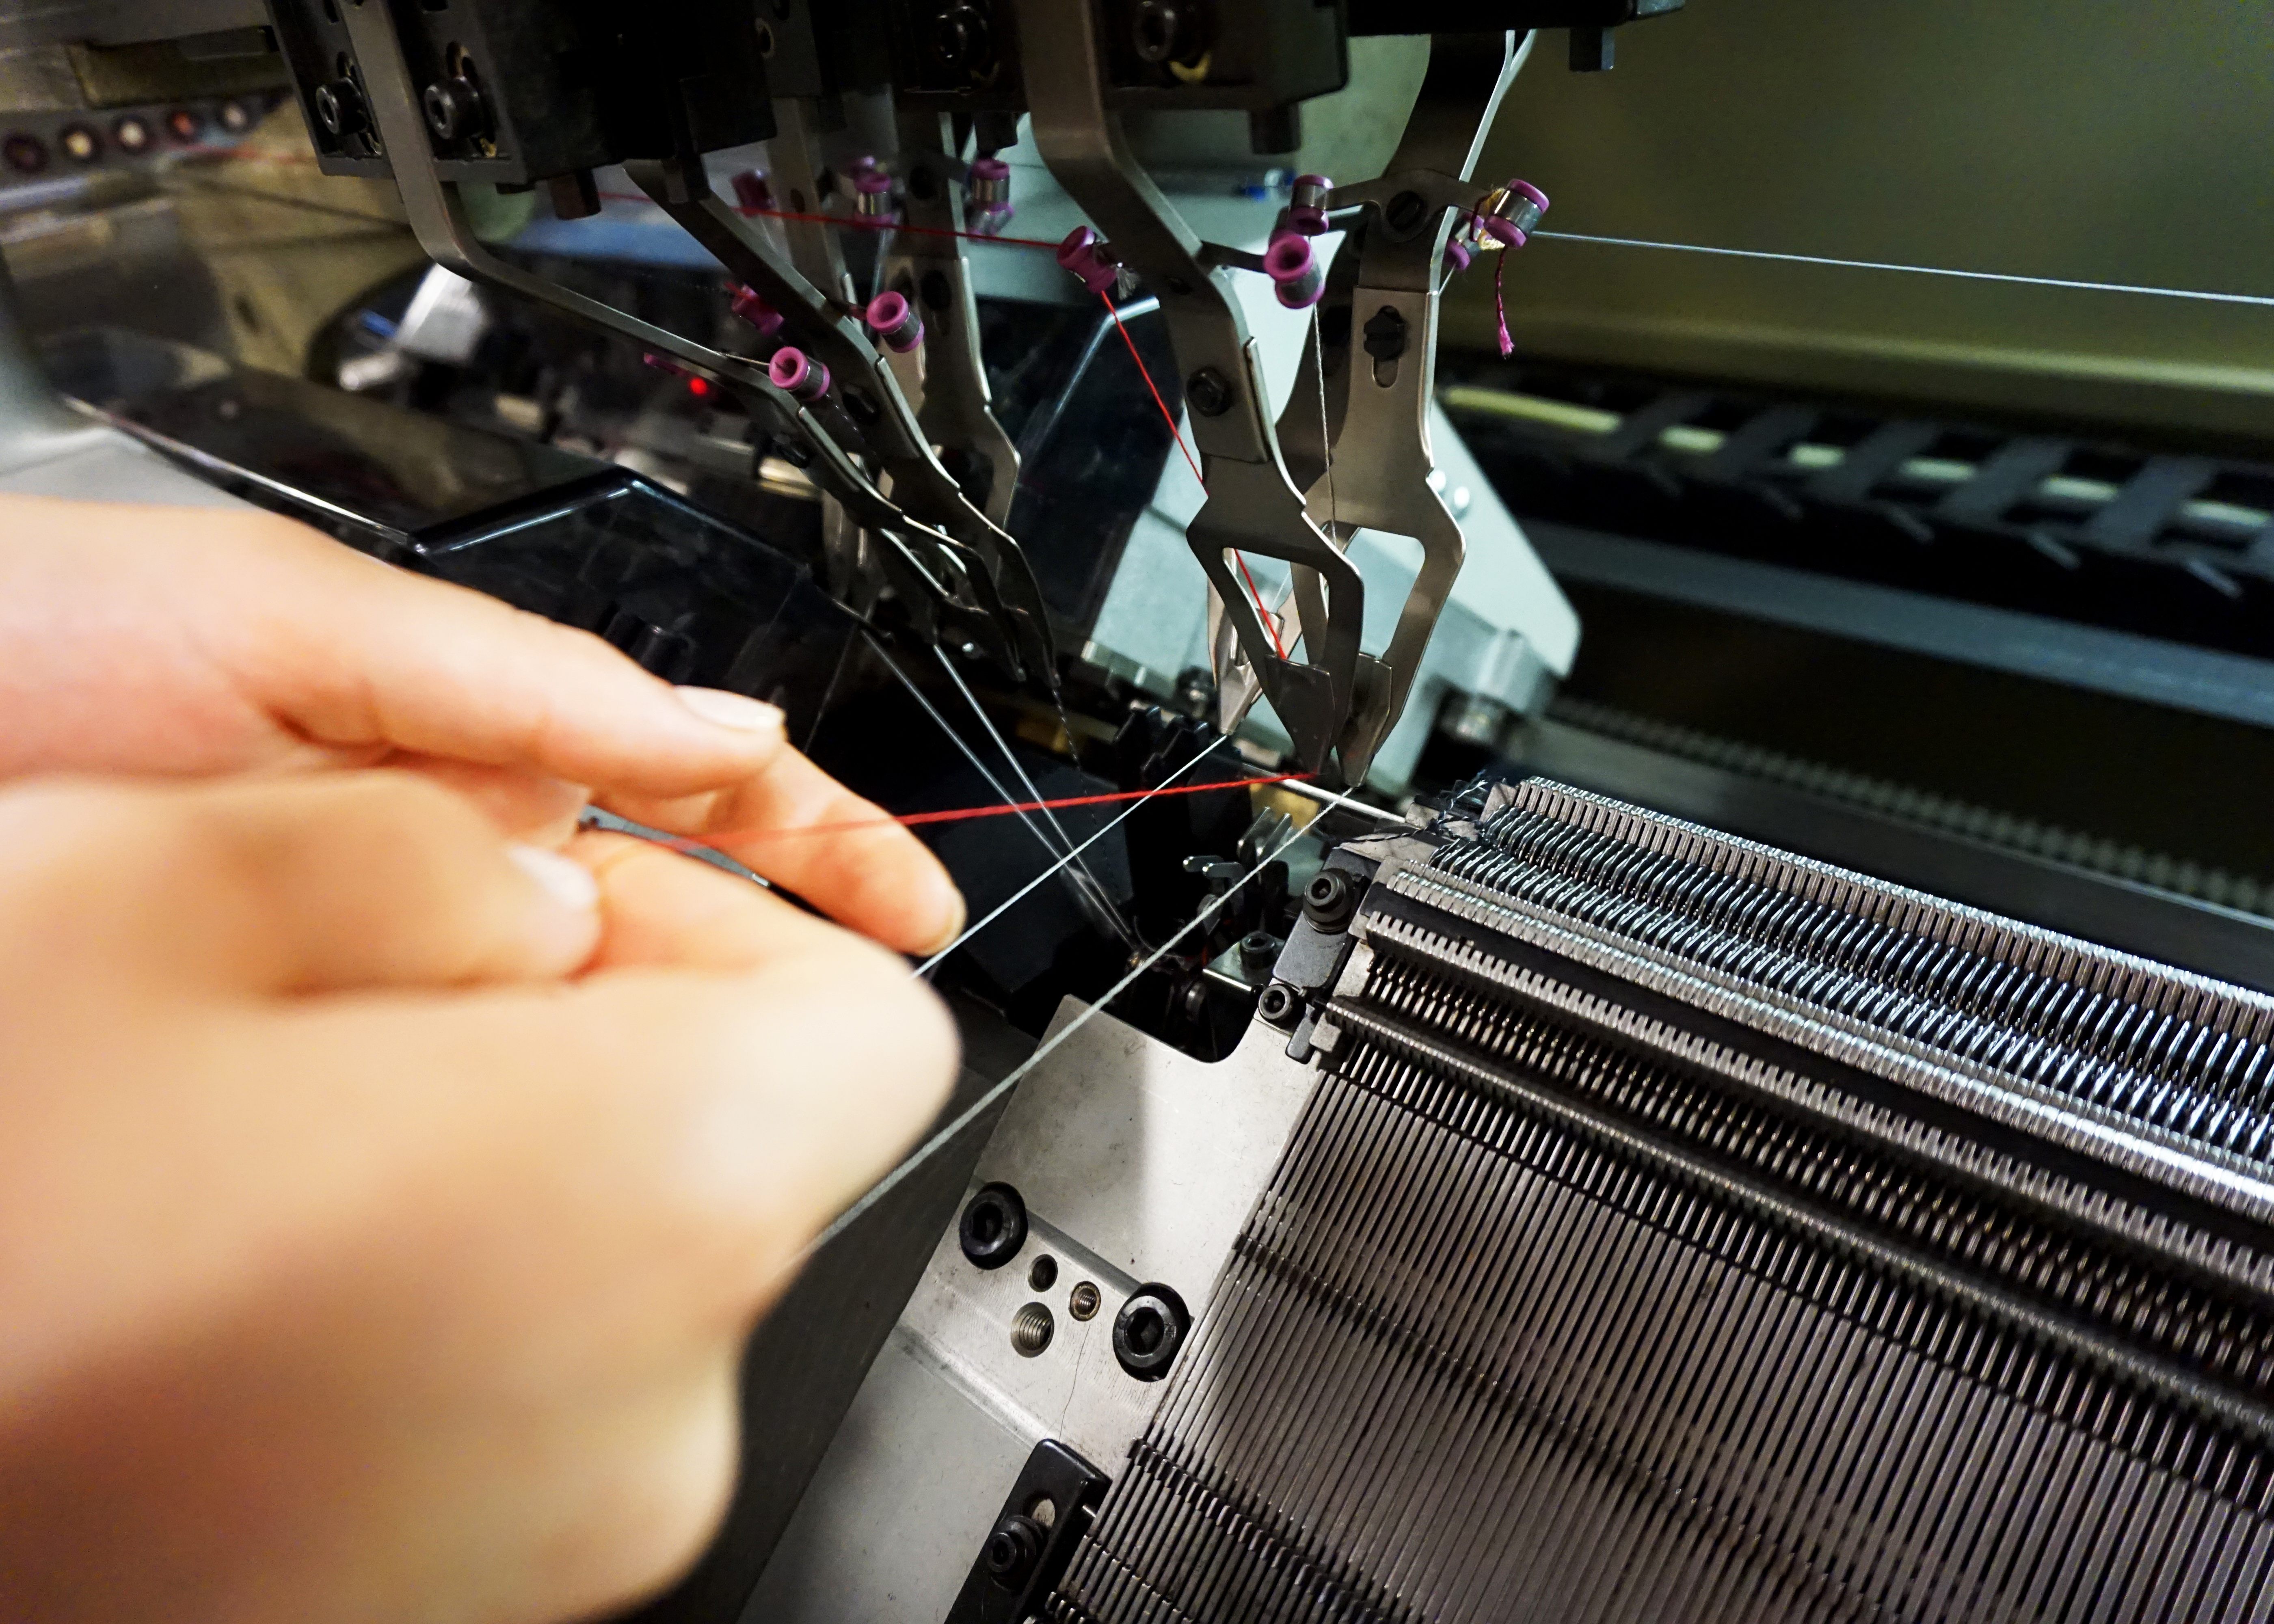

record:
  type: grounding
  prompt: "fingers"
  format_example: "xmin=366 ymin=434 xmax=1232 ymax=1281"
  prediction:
xmin=138 ymin=500 xmax=802 ymax=798
xmin=568 ymin=829 xmax=829 ymax=974
xmin=0 ymin=495 xmax=963 ymax=957
xmin=384 ymin=756 xmax=591 ymax=846
xmin=0 ymin=803 xmax=958 ymax=1624
xmin=435 ymin=923 xmax=961 ymax=1315
xmin=599 ymin=747 xmax=966 ymax=957
xmin=0 ymin=773 xmax=603 ymax=997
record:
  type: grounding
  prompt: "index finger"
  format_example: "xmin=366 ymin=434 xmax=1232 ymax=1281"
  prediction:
xmin=595 ymin=746 xmax=965 ymax=959
xmin=178 ymin=503 xmax=802 ymax=797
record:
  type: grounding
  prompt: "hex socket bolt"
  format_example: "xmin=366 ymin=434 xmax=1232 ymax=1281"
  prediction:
xmin=1056 ymin=226 xmax=1120 ymax=297
xmin=959 ymin=1181 xmax=1028 ymax=1270
xmin=768 ymin=346 xmax=830 ymax=402
xmin=1264 ymin=230 xmax=1324 ymax=309
xmin=864 ymin=290 xmax=924 ymax=354
xmin=1113 ymin=1283 xmax=1191 ymax=1381
xmin=421 ymin=78 xmax=488 ymax=143
xmin=1301 ymin=866 xmax=1360 ymax=931
xmin=730 ymin=285 xmax=783 ymax=339
xmin=1287 ymin=172 xmax=1332 ymax=236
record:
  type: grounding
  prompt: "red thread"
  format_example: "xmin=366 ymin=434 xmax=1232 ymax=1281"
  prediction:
xmin=649 ymin=769 xmax=1314 ymax=853
xmin=1494 ymin=244 xmax=1513 ymax=358
xmin=1101 ymin=290 xmax=1203 ymax=487
xmin=1098 ymin=292 xmax=1288 ymax=662
xmin=1231 ymin=551 xmax=1288 ymax=661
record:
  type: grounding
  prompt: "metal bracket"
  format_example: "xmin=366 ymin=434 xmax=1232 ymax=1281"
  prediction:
xmin=624 ymin=155 xmax=1057 ymax=686
xmin=1010 ymin=0 xmax=1363 ymax=777
xmin=942 ymin=1438 xmax=1109 ymax=1624
xmin=886 ymin=111 xmax=1025 ymax=529
xmin=1296 ymin=31 xmax=1533 ymax=781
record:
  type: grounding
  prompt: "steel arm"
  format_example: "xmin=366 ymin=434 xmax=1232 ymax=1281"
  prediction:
xmin=1009 ymin=0 xmax=1364 ymax=777
xmin=1293 ymin=30 xmax=1531 ymax=781
xmin=884 ymin=111 xmax=1023 ymax=529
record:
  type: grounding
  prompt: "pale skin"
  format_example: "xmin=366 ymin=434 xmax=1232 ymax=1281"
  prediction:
xmin=0 ymin=495 xmax=966 ymax=1623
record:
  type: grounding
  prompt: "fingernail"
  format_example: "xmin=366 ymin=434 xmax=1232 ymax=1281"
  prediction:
xmin=916 ymin=872 xmax=968 ymax=958
xmin=675 ymin=686 xmax=787 ymax=734
xmin=507 ymin=843 xmax=600 ymax=914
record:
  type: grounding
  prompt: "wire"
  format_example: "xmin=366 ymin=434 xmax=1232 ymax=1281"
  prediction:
xmin=806 ymin=804 xmax=1314 ymax=1259
xmin=594 ymin=189 xmax=1064 ymax=253
xmin=1277 ymin=777 xmax=1405 ymax=825
xmin=231 ymin=149 xmax=2274 ymax=309
xmin=867 ymin=635 xmax=1094 ymax=883
xmin=1230 ymin=551 xmax=1289 ymax=663
xmin=1529 ymin=229 xmax=2274 ymax=309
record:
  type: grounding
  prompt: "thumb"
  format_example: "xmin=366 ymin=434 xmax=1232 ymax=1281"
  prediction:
xmin=0 ymin=773 xmax=604 ymax=998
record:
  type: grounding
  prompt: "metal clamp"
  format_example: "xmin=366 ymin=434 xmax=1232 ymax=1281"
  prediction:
xmin=1287 ymin=31 xmax=1534 ymax=781
xmin=1011 ymin=0 xmax=1364 ymax=777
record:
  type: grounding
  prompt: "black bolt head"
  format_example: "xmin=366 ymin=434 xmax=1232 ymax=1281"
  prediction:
xmin=422 ymin=77 xmax=488 ymax=143
xmin=1113 ymin=1283 xmax=1191 ymax=1381
xmin=1131 ymin=0 xmax=1180 ymax=63
xmin=1301 ymin=867 xmax=1359 ymax=931
xmin=959 ymin=1181 xmax=1028 ymax=1270
xmin=982 ymin=1512 xmax=1045 ymax=1587
xmin=932 ymin=4 xmax=989 ymax=67
xmin=313 ymin=79 xmax=368 ymax=138
xmin=1185 ymin=367 xmax=1232 ymax=417
xmin=1258 ymin=982 xmax=1300 ymax=1028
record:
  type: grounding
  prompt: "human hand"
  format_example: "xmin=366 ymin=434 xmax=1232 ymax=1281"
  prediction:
xmin=0 ymin=770 xmax=958 ymax=1624
xmin=0 ymin=492 xmax=961 ymax=954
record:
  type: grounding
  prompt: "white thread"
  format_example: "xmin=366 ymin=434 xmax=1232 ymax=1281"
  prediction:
xmin=807 ymin=807 xmax=1314 ymax=1259
xmin=913 ymin=733 xmax=1238 ymax=976
xmin=1532 ymin=229 xmax=2274 ymax=309
xmin=932 ymin=645 xmax=1136 ymax=947
xmin=868 ymin=635 xmax=1103 ymax=912
xmin=1278 ymin=777 xmax=1405 ymax=825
